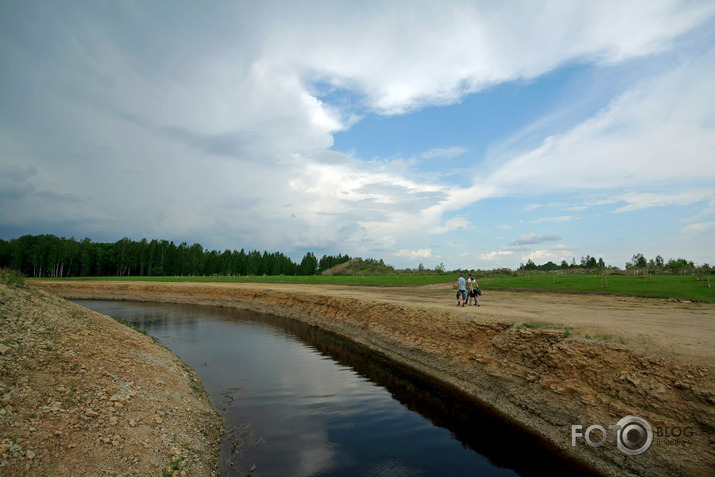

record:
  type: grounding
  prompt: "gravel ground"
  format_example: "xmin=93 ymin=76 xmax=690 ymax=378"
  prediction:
xmin=0 ymin=279 xmax=223 ymax=476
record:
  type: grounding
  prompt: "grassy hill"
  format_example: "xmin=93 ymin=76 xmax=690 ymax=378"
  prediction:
xmin=321 ymin=258 xmax=397 ymax=276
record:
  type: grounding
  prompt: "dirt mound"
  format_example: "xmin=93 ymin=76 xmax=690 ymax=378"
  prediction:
xmin=0 ymin=282 xmax=222 ymax=476
xmin=320 ymin=258 xmax=359 ymax=276
xmin=321 ymin=258 xmax=396 ymax=275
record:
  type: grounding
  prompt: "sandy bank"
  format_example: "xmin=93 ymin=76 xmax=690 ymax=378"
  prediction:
xmin=0 ymin=282 xmax=222 ymax=476
xmin=33 ymin=280 xmax=715 ymax=476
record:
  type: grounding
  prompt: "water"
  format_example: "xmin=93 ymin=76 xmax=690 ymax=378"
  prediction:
xmin=75 ymin=301 xmax=592 ymax=477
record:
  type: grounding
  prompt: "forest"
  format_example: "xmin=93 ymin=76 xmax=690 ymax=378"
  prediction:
xmin=1 ymin=234 xmax=708 ymax=279
xmin=0 ymin=234 xmax=351 ymax=278
xmin=518 ymin=252 xmax=708 ymax=275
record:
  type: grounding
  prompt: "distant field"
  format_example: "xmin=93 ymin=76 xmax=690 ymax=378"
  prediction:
xmin=33 ymin=272 xmax=715 ymax=302
xmin=482 ymin=273 xmax=714 ymax=303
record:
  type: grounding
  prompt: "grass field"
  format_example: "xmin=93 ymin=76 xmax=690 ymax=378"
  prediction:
xmin=33 ymin=272 xmax=715 ymax=302
xmin=482 ymin=273 xmax=714 ymax=303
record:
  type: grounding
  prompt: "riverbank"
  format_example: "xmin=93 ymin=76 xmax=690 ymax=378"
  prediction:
xmin=28 ymin=281 xmax=715 ymax=476
xmin=0 ymin=281 xmax=223 ymax=476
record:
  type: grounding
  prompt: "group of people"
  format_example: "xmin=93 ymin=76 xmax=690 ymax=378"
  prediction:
xmin=456 ymin=273 xmax=481 ymax=307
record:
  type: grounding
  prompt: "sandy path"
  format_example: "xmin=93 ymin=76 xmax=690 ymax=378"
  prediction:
xmin=120 ymin=281 xmax=714 ymax=362
xmin=353 ymin=284 xmax=715 ymax=362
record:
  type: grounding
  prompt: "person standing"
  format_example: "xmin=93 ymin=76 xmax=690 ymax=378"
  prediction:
xmin=467 ymin=274 xmax=475 ymax=305
xmin=473 ymin=277 xmax=481 ymax=307
xmin=457 ymin=273 xmax=467 ymax=306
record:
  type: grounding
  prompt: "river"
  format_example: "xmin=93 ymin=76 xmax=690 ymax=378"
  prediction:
xmin=75 ymin=300 xmax=591 ymax=477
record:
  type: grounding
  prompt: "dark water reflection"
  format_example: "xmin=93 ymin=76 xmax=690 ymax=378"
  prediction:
xmin=75 ymin=301 xmax=595 ymax=477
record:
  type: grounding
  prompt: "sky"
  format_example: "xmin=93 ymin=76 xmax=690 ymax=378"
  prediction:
xmin=1 ymin=0 xmax=714 ymax=270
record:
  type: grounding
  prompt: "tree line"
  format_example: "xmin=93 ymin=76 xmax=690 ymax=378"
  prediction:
xmin=519 ymin=255 xmax=607 ymax=271
xmin=624 ymin=253 xmax=709 ymax=275
xmin=519 ymin=253 xmax=711 ymax=274
xmin=0 ymin=234 xmax=351 ymax=278
xmin=1 ymin=234 xmax=709 ymax=278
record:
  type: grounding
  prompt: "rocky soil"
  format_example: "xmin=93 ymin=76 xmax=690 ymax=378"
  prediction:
xmin=0 ymin=280 xmax=222 ymax=476
xmin=33 ymin=280 xmax=715 ymax=477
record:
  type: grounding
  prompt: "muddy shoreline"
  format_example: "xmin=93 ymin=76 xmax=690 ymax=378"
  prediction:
xmin=33 ymin=281 xmax=715 ymax=476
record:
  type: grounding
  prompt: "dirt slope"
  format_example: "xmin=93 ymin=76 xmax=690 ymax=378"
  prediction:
xmin=31 ymin=281 xmax=715 ymax=476
xmin=0 ymin=282 xmax=222 ymax=476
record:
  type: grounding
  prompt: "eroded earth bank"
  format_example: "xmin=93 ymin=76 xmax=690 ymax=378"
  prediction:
xmin=0 ymin=282 xmax=222 ymax=476
xmin=21 ymin=281 xmax=715 ymax=476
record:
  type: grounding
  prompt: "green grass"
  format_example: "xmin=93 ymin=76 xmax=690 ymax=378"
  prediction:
xmin=484 ymin=273 xmax=714 ymax=302
xmin=162 ymin=457 xmax=185 ymax=477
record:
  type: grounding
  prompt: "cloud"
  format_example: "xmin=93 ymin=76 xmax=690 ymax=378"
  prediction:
xmin=568 ymin=190 xmax=713 ymax=213
xmin=481 ymin=239 xmax=579 ymax=265
xmin=265 ymin=0 xmax=715 ymax=115
xmin=611 ymin=191 xmax=712 ymax=213
xmin=395 ymin=249 xmax=432 ymax=259
xmin=486 ymin=47 xmax=715 ymax=192
xmin=522 ymin=249 xmax=569 ymax=263
xmin=430 ymin=216 xmax=471 ymax=235
xmin=687 ymin=199 xmax=715 ymax=221
xmin=1 ymin=1 xmax=714 ymax=268
xmin=510 ymin=233 xmax=562 ymax=246
xmin=0 ymin=163 xmax=37 ymax=200
xmin=420 ymin=147 xmax=468 ymax=160
xmin=680 ymin=221 xmax=715 ymax=235
xmin=480 ymin=250 xmax=514 ymax=261
xmin=532 ymin=216 xmax=574 ymax=223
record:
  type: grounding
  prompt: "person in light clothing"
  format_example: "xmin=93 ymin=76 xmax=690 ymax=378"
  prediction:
xmin=472 ymin=276 xmax=481 ymax=307
xmin=457 ymin=274 xmax=467 ymax=307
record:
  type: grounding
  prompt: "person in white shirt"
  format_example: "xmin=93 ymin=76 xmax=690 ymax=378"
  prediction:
xmin=457 ymin=274 xmax=467 ymax=306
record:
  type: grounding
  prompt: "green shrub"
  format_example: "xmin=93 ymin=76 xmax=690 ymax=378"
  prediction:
xmin=0 ymin=269 xmax=25 ymax=287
